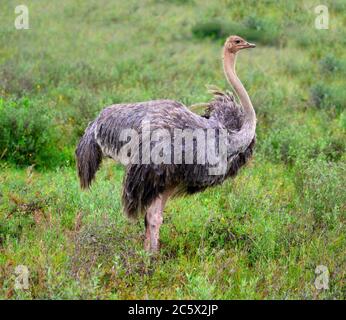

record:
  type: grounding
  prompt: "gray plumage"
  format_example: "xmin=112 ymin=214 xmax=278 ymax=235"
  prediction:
xmin=76 ymin=91 xmax=255 ymax=218
xmin=76 ymin=35 xmax=257 ymax=229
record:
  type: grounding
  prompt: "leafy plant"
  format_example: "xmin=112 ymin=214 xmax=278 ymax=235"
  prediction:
xmin=319 ymin=54 xmax=342 ymax=74
xmin=295 ymin=159 xmax=346 ymax=228
xmin=192 ymin=17 xmax=281 ymax=45
xmin=0 ymin=98 xmax=71 ymax=167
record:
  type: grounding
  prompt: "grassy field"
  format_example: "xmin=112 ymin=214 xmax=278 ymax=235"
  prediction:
xmin=0 ymin=0 xmax=345 ymax=299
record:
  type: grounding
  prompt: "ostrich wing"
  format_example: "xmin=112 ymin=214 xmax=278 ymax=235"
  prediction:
xmin=93 ymin=99 xmax=215 ymax=160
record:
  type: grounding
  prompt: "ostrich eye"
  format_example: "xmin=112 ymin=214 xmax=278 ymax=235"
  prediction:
xmin=235 ymin=40 xmax=241 ymax=44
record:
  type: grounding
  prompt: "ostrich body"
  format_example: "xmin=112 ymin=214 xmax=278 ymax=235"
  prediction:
xmin=76 ymin=36 xmax=257 ymax=252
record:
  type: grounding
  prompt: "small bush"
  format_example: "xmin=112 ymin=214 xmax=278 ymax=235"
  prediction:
xmin=192 ymin=21 xmax=225 ymax=40
xmin=310 ymin=83 xmax=346 ymax=111
xmin=243 ymin=15 xmax=266 ymax=31
xmin=295 ymin=159 xmax=346 ymax=228
xmin=192 ymin=17 xmax=280 ymax=45
xmin=319 ymin=54 xmax=342 ymax=74
xmin=260 ymin=124 xmax=306 ymax=164
xmin=203 ymin=215 xmax=250 ymax=249
xmin=59 ymin=90 xmax=102 ymax=139
xmin=0 ymin=98 xmax=71 ymax=167
xmin=0 ymin=61 xmax=35 ymax=96
xmin=260 ymin=122 xmax=345 ymax=164
xmin=65 ymin=61 xmax=111 ymax=89
xmin=310 ymin=83 xmax=331 ymax=109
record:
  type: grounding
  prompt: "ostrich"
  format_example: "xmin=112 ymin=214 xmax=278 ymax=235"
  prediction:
xmin=76 ymin=35 xmax=256 ymax=252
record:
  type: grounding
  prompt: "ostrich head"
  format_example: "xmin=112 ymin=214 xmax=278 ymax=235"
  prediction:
xmin=225 ymin=35 xmax=256 ymax=53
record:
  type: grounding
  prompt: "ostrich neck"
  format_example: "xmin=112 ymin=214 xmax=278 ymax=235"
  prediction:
xmin=223 ymin=49 xmax=256 ymax=126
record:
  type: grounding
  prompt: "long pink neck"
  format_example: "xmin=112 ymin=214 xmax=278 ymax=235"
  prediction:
xmin=223 ymin=48 xmax=256 ymax=126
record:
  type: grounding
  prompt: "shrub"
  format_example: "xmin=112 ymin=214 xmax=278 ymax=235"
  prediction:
xmin=0 ymin=98 xmax=71 ymax=167
xmin=0 ymin=61 xmax=35 ymax=96
xmin=192 ymin=17 xmax=281 ymax=45
xmin=259 ymin=122 xmax=345 ymax=164
xmin=310 ymin=83 xmax=346 ymax=112
xmin=63 ymin=90 xmax=104 ymax=139
xmin=203 ymin=215 xmax=253 ymax=250
xmin=260 ymin=124 xmax=308 ymax=164
xmin=243 ymin=15 xmax=266 ymax=31
xmin=191 ymin=21 xmax=225 ymax=40
xmin=310 ymin=83 xmax=331 ymax=109
xmin=295 ymin=159 xmax=346 ymax=228
xmin=319 ymin=54 xmax=341 ymax=74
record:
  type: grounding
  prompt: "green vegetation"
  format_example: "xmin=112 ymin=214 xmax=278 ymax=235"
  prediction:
xmin=0 ymin=98 xmax=71 ymax=167
xmin=0 ymin=0 xmax=345 ymax=299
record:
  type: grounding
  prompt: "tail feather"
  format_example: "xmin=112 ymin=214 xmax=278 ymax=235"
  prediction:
xmin=75 ymin=122 xmax=102 ymax=189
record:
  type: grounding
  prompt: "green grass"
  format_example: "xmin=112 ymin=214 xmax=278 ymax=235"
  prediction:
xmin=0 ymin=0 xmax=345 ymax=299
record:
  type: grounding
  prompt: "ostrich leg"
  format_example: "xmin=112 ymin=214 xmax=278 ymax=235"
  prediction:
xmin=144 ymin=191 xmax=170 ymax=252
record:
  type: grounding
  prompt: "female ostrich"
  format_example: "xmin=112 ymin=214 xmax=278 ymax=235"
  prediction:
xmin=76 ymin=35 xmax=256 ymax=252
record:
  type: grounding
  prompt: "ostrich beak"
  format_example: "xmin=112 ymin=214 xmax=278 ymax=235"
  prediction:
xmin=244 ymin=42 xmax=256 ymax=48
